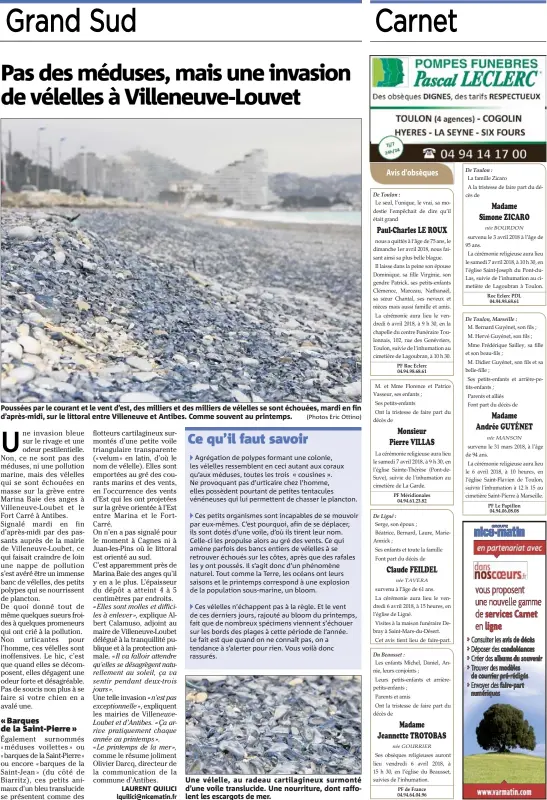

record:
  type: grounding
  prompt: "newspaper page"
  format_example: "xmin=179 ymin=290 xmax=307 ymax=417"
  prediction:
xmin=0 ymin=1 xmax=545 ymax=800
xmin=369 ymin=3 xmax=547 ymax=800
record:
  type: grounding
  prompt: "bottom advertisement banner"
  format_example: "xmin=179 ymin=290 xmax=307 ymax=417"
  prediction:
xmin=463 ymin=522 xmax=546 ymax=800
xmin=464 ymin=783 xmax=546 ymax=799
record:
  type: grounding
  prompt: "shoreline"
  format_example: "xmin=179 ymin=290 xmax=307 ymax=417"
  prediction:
xmin=1 ymin=196 xmax=361 ymax=236
xmin=184 ymin=209 xmax=362 ymax=236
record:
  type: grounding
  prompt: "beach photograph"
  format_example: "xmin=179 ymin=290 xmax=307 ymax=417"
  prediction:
xmin=0 ymin=119 xmax=361 ymax=403
xmin=186 ymin=675 xmax=362 ymax=775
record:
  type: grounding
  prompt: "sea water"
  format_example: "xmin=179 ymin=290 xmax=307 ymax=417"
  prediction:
xmin=206 ymin=208 xmax=361 ymax=227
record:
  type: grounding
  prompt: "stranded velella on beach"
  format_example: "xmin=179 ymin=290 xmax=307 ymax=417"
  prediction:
xmin=1 ymin=207 xmax=361 ymax=403
xmin=186 ymin=676 xmax=361 ymax=775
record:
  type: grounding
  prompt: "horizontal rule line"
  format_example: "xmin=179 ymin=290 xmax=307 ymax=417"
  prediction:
xmin=0 ymin=0 xmax=363 ymax=3
xmin=370 ymin=40 xmax=547 ymax=42
xmin=371 ymin=0 xmax=545 ymax=3
xmin=0 ymin=39 xmax=362 ymax=42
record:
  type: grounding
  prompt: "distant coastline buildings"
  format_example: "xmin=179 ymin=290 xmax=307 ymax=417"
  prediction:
xmin=58 ymin=146 xmax=359 ymax=208
xmin=63 ymin=152 xmax=154 ymax=200
xmin=202 ymin=149 xmax=270 ymax=207
xmin=62 ymin=147 xmax=271 ymax=206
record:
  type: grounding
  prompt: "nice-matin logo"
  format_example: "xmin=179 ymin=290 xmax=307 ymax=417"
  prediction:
xmin=372 ymin=57 xmax=405 ymax=87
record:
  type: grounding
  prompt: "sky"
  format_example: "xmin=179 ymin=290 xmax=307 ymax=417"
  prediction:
xmin=0 ymin=119 xmax=361 ymax=177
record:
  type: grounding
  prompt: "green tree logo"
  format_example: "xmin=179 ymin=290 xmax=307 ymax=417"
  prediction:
xmin=372 ymin=58 xmax=405 ymax=87
xmin=476 ymin=704 xmax=536 ymax=753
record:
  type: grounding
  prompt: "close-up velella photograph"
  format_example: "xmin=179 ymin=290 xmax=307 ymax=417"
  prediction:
xmin=185 ymin=675 xmax=362 ymax=775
